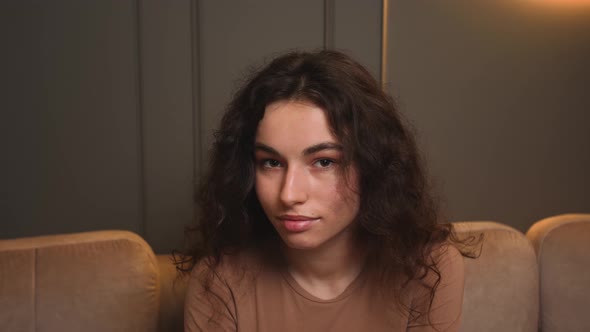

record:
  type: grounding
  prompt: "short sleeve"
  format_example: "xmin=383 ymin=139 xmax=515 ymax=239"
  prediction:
xmin=407 ymin=244 xmax=465 ymax=332
xmin=184 ymin=261 xmax=238 ymax=332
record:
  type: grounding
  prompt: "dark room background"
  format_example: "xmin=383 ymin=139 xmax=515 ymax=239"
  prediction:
xmin=2 ymin=0 xmax=589 ymax=254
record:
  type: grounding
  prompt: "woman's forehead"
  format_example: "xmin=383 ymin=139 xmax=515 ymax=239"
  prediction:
xmin=256 ymin=100 xmax=339 ymax=147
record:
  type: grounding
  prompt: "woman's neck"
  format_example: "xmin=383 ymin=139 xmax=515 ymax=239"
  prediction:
xmin=283 ymin=229 xmax=367 ymax=299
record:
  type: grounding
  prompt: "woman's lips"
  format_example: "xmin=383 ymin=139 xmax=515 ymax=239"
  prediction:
xmin=278 ymin=215 xmax=319 ymax=232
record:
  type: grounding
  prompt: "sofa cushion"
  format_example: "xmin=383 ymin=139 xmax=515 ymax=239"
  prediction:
xmin=455 ymin=221 xmax=539 ymax=332
xmin=527 ymin=214 xmax=590 ymax=332
xmin=0 ymin=230 xmax=160 ymax=332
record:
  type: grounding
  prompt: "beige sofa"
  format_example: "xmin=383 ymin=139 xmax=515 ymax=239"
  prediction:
xmin=1 ymin=214 xmax=588 ymax=332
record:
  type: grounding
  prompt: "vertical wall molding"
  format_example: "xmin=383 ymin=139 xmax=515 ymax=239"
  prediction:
xmin=191 ymin=0 xmax=202 ymax=184
xmin=380 ymin=0 xmax=389 ymax=88
xmin=134 ymin=0 xmax=147 ymax=237
xmin=324 ymin=0 xmax=335 ymax=49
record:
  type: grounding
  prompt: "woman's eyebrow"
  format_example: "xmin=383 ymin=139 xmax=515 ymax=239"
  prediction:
xmin=254 ymin=142 xmax=343 ymax=157
xmin=303 ymin=142 xmax=343 ymax=156
xmin=254 ymin=143 xmax=280 ymax=156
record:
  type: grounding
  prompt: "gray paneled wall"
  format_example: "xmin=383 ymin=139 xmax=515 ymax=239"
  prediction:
xmin=138 ymin=0 xmax=195 ymax=254
xmin=386 ymin=1 xmax=590 ymax=231
xmin=3 ymin=0 xmax=144 ymax=238
xmin=3 ymin=0 xmax=588 ymax=252
xmin=1 ymin=0 xmax=382 ymax=253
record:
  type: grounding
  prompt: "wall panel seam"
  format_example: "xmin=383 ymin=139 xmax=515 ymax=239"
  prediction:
xmin=380 ymin=0 xmax=389 ymax=88
xmin=324 ymin=0 xmax=334 ymax=49
xmin=134 ymin=0 xmax=147 ymax=237
xmin=33 ymin=248 xmax=37 ymax=332
xmin=192 ymin=0 xmax=202 ymax=184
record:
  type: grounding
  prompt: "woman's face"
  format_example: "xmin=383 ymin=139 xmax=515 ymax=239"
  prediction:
xmin=254 ymin=99 xmax=360 ymax=250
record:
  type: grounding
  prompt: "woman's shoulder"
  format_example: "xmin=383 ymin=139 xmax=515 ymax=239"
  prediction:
xmin=431 ymin=243 xmax=464 ymax=273
xmin=190 ymin=249 xmax=267 ymax=285
xmin=185 ymin=250 xmax=265 ymax=332
xmin=403 ymin=242 xmax=465 ymax=297
xmin=420 ymin=242 xmax=465 ymax=287
xmin=405 ymin=243 xmax=465 ymax=330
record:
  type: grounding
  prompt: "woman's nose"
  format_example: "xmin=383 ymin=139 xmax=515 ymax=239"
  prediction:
xmin=279 ymin=165 xmax=308 ymax=206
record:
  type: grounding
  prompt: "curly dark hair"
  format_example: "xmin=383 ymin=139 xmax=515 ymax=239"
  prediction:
xmin=175 ymin=49 xmax=478 ymax=322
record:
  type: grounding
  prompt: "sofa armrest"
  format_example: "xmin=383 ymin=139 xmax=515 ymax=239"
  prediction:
xmin=527 ymin=214 xmax=590 ymax=332
xmin=454 ymin=221 xmax=539 ymax=332
xmin=0 ymin=230 xmax=160 ymax=332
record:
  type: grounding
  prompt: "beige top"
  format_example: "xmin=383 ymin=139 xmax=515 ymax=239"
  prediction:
xmin=185 ymin=245 xmax=464 ymax=332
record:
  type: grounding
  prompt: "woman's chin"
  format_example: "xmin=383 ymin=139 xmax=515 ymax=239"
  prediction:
xmin=279 ymin=234 xmax=321 ymax=251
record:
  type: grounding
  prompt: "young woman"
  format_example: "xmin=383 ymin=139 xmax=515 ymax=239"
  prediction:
xmin=177 ymin=50 xmax=471 ymax=331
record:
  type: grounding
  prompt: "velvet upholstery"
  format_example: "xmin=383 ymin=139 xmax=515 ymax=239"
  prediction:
xmin=455 ymin=221 xmax=539 ymax=332
xmin=3 ymin=219 xmax=586 ymax=331
xmin=526 ymin=214 xmax=590 ymax=332
xmin=0 ymin=231 xmax=160 ymax=332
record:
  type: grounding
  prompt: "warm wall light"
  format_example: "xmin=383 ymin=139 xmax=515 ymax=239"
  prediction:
xmin=532 ymin=0 xmax=590 ymax=7
xmin=524 ymin=0 xmax=590 ymax=15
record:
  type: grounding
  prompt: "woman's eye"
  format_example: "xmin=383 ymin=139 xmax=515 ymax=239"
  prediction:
xmin=262 ymin=159 xmax=282 ymax=168
xmin=314 ymin=159 xmax=334 ymax=168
